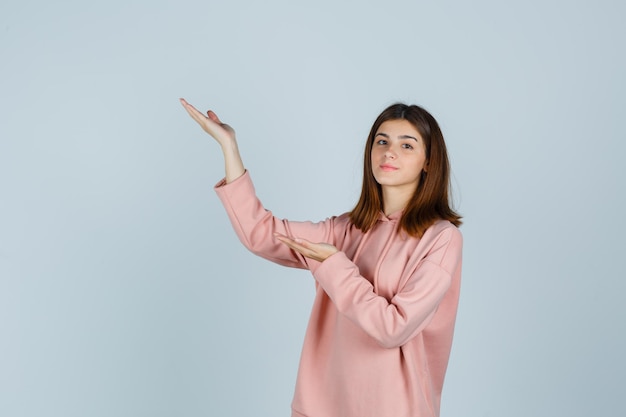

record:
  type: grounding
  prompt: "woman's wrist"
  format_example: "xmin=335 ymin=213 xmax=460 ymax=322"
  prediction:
xmin=221 ymin=140 xmax=245 ymax=183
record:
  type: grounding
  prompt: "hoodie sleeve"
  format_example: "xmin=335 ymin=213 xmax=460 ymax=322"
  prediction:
xmin=214 ymin=170 xmax=333 ymax=270
xmin=312 ymin=225 xmax=463 ymax=348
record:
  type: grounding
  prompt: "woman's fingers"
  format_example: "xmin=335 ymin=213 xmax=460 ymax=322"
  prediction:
xmin=179 ymin=98 xmax=244 ymax=182
xmin=274 ymin=234 xmax=309 ymax=255
xmin=180 ymin=98 xmax=209 ymax=124
xmin=207 ymin=110 xmax=221 ymax=123
xmin=181 ymin=99 xmax=210 ymax=123
xmin=180 ymin=98 xmax=234 ymax=142
xmin=274 ymin=233 xmax=302 ymax=250
xmin=274 ymin=233 xmax=338 ymax=262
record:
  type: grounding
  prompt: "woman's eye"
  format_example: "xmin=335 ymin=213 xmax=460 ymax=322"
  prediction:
xmin=376 ymin=139 xmax=387 ymax=145
xmin=402 ymin=143 xmax=414 ymax=149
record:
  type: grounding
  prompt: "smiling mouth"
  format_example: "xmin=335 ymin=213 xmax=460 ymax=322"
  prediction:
xmin=380 ymin=165 xmax=398 ymax=172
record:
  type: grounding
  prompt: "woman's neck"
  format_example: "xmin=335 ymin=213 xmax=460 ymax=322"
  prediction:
xmin=381 ymin=185 xmax=416 ymax=216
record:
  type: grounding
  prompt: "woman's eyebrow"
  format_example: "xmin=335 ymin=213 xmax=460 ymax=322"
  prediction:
xmin=376 ymin=132 xmax=418 ymax=141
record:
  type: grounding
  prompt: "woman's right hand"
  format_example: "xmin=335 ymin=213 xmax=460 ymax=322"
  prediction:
xmin=179 ymin=98 xmax=236 ymax=148
xmin=180 ymin=98 xmax=245 ymax=183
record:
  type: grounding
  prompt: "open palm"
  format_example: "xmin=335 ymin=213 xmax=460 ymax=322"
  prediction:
xmin=180 ymin=98 xmax=235 ymax=146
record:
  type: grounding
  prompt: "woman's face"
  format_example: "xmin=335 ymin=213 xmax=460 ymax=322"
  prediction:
xmin=371 ymin=119 xmax=428 ymax=193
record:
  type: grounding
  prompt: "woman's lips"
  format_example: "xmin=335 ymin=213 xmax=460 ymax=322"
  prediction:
xmin=380 ymin=164 xmax=398 ymax=172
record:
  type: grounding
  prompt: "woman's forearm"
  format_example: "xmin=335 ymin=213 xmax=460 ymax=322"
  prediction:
xmin=221 ymin=140 xmax=245 ymax=183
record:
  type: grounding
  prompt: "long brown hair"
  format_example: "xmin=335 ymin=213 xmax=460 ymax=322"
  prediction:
xmin=349 ymin=103 xmax=462 ymax=237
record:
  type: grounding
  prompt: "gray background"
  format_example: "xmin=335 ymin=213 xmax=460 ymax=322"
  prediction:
xmin=1 ymin=0 xmax=624 ymax=416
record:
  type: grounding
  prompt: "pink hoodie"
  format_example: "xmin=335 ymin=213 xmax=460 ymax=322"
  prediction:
xmin=215 ymin=171 xmax=462 ymax=417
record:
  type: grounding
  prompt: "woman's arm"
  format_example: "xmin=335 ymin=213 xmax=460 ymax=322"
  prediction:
xmin=180 ymin=98 xmax=244 ymax=183
xmin=282 ymin=224 xmax=462 ymax=348
xmin=215 ymin=171 xmax=337 ymax=270
xmin=181 ymin=99 xmax=338 ymax=268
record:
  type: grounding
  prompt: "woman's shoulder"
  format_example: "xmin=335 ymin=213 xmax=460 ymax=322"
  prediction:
xmin=323 ymin=212 xmax=354 ymax=230
xmin=410 ymin=220 xmax=462 ymax=274
xmin=422 ymin=219 xmax=463 ymax=246
xmin=334 ymin=212 xmax=352 ymax=223
xmin=428 ymin=218 xmax=461 ymax=233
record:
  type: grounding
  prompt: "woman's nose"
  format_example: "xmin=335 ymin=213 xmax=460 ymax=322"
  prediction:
xmin=384 ymin=148 xmax=397 ymax=159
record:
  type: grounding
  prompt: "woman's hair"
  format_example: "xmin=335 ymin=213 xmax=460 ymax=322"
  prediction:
xmin=349 ymin=103 xmax=462 ymax=237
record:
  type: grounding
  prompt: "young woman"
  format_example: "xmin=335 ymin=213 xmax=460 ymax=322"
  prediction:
xmin=180 ymin=98 xmax=463 ymax=417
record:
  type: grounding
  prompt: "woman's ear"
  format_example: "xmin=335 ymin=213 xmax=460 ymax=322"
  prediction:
xmin=423 ymin=161 xmax=429 ymax=173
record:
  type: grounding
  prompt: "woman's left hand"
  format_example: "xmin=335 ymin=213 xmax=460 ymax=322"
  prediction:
xmin=274 ymin=233 xmax=339 ymax=262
